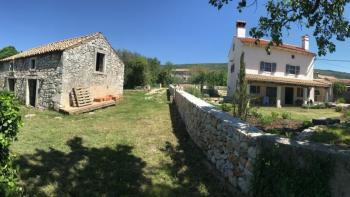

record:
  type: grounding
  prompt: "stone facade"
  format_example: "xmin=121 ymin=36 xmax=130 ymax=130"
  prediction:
xmin=0 ymin=52 xmax=63 ymax=108
xmin=60 ymin=35 xmax=124 ymax=108
xmin=169 ymin=85 xmax=350 ymax=196
xmin=0 ymin=33 xmax=124 ymax=110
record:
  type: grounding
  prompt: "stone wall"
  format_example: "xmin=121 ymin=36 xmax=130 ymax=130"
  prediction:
xmin=60 ymin=34 xmax=124 ymax=108
xmin=169 ymin=85 xmax=350 ymax=196
xmin=0 ymin=52 xmax=63 ymax=109
xmin=0 ymin=34 xmax=124 ymax=110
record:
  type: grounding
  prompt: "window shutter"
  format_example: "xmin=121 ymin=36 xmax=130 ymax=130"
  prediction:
xmin=296 ymin=66 xmax=300 ymax=75
xmin=286 ymin=65 xmax=289 ymax=73
xmin=272 ymin=63 xmax=277 ymax=72
xmin=260 ymin=62 xmax=264 ymax=71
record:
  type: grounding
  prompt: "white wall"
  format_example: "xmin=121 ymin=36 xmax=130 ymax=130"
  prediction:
xmin=244 ymin=45 xmax=314 ymax=79
xmin=227 ymin=38 xmax=315 ymax=97
xmin=227 ymin=38 xmax=243 ymax=97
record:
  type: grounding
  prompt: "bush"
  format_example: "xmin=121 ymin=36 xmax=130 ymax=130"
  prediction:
xmin=281 ymin=112 xmax=291 ymax=120
xmin=0 ymin=91 xmax=22 ymax=196
xmin=271 ymin=112 xmax=279 ymax=120
xmin=250 ymin=108 xmax=262 ymax=119
xmin=335 ymin=106 xmax=344 ymax=112
xmin=260 ymin=116 xmax=273 ymax=125
xmin=221 ymin=103 xmax=232 ymax=112
xmin=302 ymin=103 xmax=326 ymax=109
xmin=302 ymin=120 xmax=313 ymax=128
xmin=184 ymin=87 xmax=202 ymax=98
xmin=333 ymin=82 xmax=346 ymax=100
xmin=336 ymin=97 xmax=346 ymax=104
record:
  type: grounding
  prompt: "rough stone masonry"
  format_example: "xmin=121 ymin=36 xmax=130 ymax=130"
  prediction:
xmin=0 ymin=32 xmax=124 ymax=110
xmin=169 ymin=85 xmax=350 ymax=196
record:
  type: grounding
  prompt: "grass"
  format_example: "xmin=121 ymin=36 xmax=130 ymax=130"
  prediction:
xmin=254 ymin=107 xmax=342 ymax=121
xmin=310 ymin=125 xmax=350 ymax=148
xmin=12 ymin=89 xmax=229 ymax=196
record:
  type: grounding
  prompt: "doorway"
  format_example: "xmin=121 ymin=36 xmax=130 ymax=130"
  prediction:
xmin=266 ymin=87 xmax=277 ymax=105
xmin=8 ymin=78 xmax=15 ymax=92
xmin=28 ymin=79 xmax=37 ymax=107
xmin=285 ymin=87 xmax=294 ymax=105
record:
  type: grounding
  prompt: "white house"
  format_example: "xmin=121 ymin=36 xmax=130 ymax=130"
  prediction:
xmin=227 ymin=21 xmax=332 ymax=107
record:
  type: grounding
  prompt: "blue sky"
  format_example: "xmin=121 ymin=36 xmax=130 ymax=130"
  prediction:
xmin=0 ymin=0 xmax=349 ymax=72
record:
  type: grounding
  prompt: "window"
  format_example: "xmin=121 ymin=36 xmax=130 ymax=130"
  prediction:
xmin=260 ymin=61 xmax=276 ymax=72
xmin=30 ymin=59 xmax=36 ymax=70
xmin=315 ymin=89 xmax=320 ymax=96
xmin=286 ymin=64 xmax=300 ymax=75
xmin=230 ymin=64 xmax=235 ymax=73
xmin=95 ymin=52 xmax=105 ymax=72
xmin=297 ymin=88 xmax=304 ymax=97
xmin=291 ymin=55 xmax=295 ymax=59
xmin=8 ymin=79 xmax=15 ymax=92
xmin=9 ymin=62 xmax=14 ymax=71
xmin=250 ymin=85 xmax=260 ymax=94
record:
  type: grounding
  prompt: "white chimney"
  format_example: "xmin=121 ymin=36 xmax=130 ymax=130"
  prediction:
xmin=236 ymin=20 xmax=246 ymax=38
xmin=302 ymin=35 xmax=309 ymax=50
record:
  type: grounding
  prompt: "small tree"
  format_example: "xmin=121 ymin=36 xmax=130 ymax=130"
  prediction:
xmin=233 ymin=52 xmax=249 ymax=120
xmin=191 ymin=71 xmax=207 ymax=92
xmin=0 ymin=46 xmax=18 ymax=60
xmin=333 ymin=82 xmax=347 ymax=100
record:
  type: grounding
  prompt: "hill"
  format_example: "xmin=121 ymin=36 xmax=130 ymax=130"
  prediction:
xmin=175 ymin=63 xmax=350 ymax=79
xmin=174 ymin=63 xmax=226 ymax=71
xmin=315 ymin=69 xmax=350 ymax=79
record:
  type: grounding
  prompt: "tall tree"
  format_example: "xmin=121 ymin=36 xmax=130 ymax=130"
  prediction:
xmin=233 ymin=52 xmax=249 ymax=120
xmin=0 ymin=46 xmax=18 ymax=60
xmin=209 ymin=0 xmax=350 ymax=56
xmin=117 ymin=49 xmax=161 ymax=88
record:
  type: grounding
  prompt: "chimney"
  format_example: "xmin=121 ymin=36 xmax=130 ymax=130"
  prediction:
xmin=302 ymin=35 xmax=309 ymax=50
xmin=236 ymin=20 xmax=246 ymax=38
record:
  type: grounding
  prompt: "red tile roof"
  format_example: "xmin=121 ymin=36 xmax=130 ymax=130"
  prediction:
xmin=238 ymin=37 xmax=316 ymax=56
xmin=0 ymin=32 xmax=101 ymax=61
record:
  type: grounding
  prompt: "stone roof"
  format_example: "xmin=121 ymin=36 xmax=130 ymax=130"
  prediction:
xmin=246 ymin=74 xmax=331 ymax=87
xmin=238 ymin=37 xmax=316 ymax=56
xmin=1 ymin=32 xmax=102 ymax=62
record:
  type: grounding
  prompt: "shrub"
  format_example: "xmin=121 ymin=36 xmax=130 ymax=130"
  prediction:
xmin=336 ymin=97 xmax=346 ymax=104
xmin=0 ymin=91 xmax=22 ymax=196
xmin=250 ymin=108 xmax=262 ymax=119
xmin=221 ymin=103 xmax=232 ymax=112
xmin=335 ymin=106 xmax=344 ymax=112
xmin=260 ymin=116 xmax=273 ymax=125
xmin=184 ymin=87 xmax=202 ymax=98
xmin=333 ymin=82 xmax=346 ymax=100
xmin=281 ymin=112 xmax=291 ymax=120
xmin=271 ymin=112 xmax=279 ymax=120
xmin=302 ymin=103 xmax=326 ymax=109
xmin=302 ymin=120 xmax=313 ymax=128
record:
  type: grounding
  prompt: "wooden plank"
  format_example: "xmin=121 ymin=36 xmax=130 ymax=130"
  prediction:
xmin=59 ymin=100 xmax=116 ymax=115
xmin=73 ymin=87 xmax=93 ymax=107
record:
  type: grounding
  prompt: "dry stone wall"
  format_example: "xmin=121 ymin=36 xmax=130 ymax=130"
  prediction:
xmin=169 ymin=85 xmax=350 ymax=196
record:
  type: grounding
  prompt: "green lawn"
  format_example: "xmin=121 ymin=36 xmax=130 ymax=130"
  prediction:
xmin=254 ymin=107 xmax=342 ymax=121
xmin=309 ymin=125 xmax=350 ymax=148
xmin=12 ymin=90 xmax=228 ymax=196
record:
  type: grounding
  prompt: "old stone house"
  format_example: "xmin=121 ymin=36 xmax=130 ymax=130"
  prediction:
xmin=0 ymin=32 xmax=124 ymax=110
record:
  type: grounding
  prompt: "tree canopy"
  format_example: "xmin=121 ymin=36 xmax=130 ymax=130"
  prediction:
xmin=209 ymin=0 xmax=350 ymax=56
xmin=117 ymin=49 xmax=177 ymax=88
xmin=0 ymin=46 xmax=18 ymax=60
